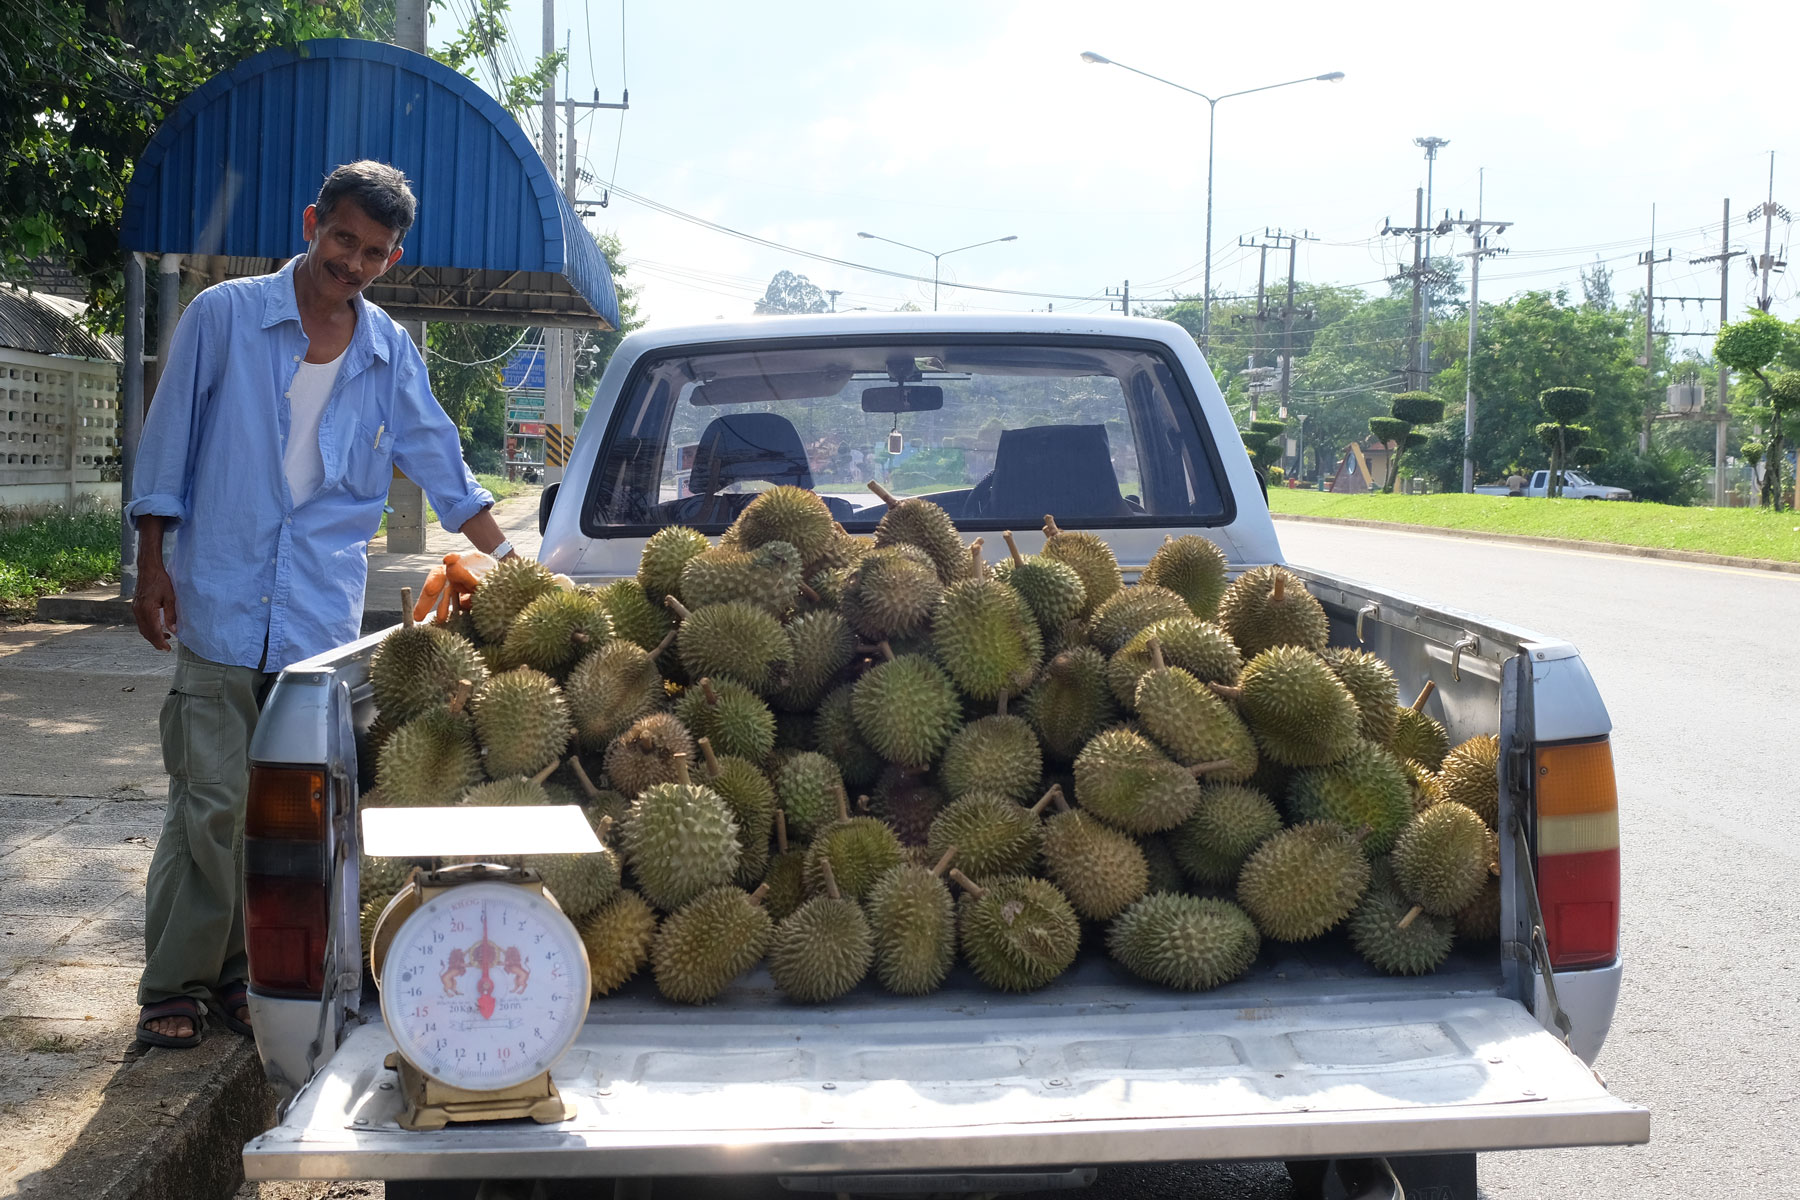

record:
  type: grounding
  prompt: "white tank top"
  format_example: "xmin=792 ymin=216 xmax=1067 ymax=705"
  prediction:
xmin=283 ymin=348 xmax=347 ymax=505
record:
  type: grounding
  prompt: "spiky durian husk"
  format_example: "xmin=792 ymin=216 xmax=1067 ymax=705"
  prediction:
xmin=598 ymin=578 xmax=676 ymax=655
xmin=1041 ymin=810 xmax=1149 ymax=920
xmin=932 ymin=577 xmax=1043 ymax=701
xmin=675 ymin=677 xmax=776 ymax=764
xmin=1170 ymin=783 xmax=1283 ymax=888
xmin=1391 ymin=801 xmax=1491 ymax=916
xmin=1088 ymin=584 xmax=1193 ymax=656
xmin=650 ymin=885 xmax=771 ymax=1004
xmin=771 ymin=610 xmax=855 ymax=713
xmin=675 ymin=600 xmax=789 ymax=693
xmin=1108 ymin=893 xmax=1260 ymax=990
xmin=957 ymin=876 xmax=1079 ymax=992
xmin=773 ymin=751 xmax=843 ymax=841
xmin=603 ymin=712 xmax=696 ymax=797
xmin=803 ymin=816 xmax=905 ymax=900
xmin=1137 ymin=833 xmax=1187 ymax=895
xmin=458 ymin=777 xmax=550 ymax=807
xmin=1321 ymin=647 xmax=1400 ymax=747
xmin=814 ymin=683 xmax=884 ymax=787
xmin=376 ymin=707 xmax=483 ymax=808
xmin=769 ymin=896 xmax=873 ymax=1003
xmin=371 ymin=624 xmax=488 ymax=724
xmin=565 ymin=640 xmax=664 ymax=751
xmin=1238 ymin=646 xmax=1361 ymax=768
xmin=1039 ymin=527 xmax=1121 ymax=617
xmin=624 ymin=780 xmax=741 ymax=911
xmin=524 ymin=844 xmax=621 ymax=922
xmin=359 ymin=855 xmax=416 ymax=905
xmin=926 ymin=792 xmax=1043 ymax=879
xmin=638 ymin=526 xmax=711 ymax=609
xmin=873 ymin=495 xmax=968 ymax=585
xmin=761 ymin=850 xmax=808 ymax=921
xmin=851 ymin=654 xmax=960 ymax=769
xmin=471 ymin=667 xmax=572 ymax=779
xmin=499 ymin=588 xmax=612 ymax=677
xmin=1349 ymin=883 xmax=1456 ymax=975
xmin=1216 ymin=565 xmax=1329 ymax=659
xmin=361 ymin=891 xmax=398 ymax=962
xmin=679 ymin=540 xmax=803 ymax=617
xmin=1134 ymin=665 xmax=1259 ymax=781
xmin=1072 ymin=727 xmax=1201 ymax=834
xmin=840 ymin=544 xmax=944 ymax=641
xmin=867 ymin=766 xmax=945 ymax=847
xmin=579 ymin=890 xmax=658 ymax=995
xmin=939 ymin=714 xmax=1043 ymax=803
xmin=728 ymin=485 xmax=838 ymax=570
xmin=990 ymin=555 xmax=1087 ymax=633
xmin=1107 ymin=617 xmax=1243 ymax=709
xmin=1138 ymin=535 xmax=1231 ymax=620
xmin=1455 ymin=875 xmax=1502 ymax=941
xmin=471 ymin=558 xmax=561 ymax=643
xmin=867 ymin=863 xmax=957 ymax=996
xmin=1022 ymin=646 xmax=1118 ymax=762
xmin=1392 ymin=704 xmax=1451 ymax=771
xmin=703 ymin=754 xmax=776 ymax=886
xmin=1438 ymin=734 xmax=1501 ymax=829
xmin=1236 ymin=821 xmax=1371 ymax=941
xmin=1287 ymin=740 xmax=1414 ymax=854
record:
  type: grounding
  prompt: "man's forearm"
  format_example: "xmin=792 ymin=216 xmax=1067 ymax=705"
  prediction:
xmin=459 ymin=508 xmax=516 ymax=559
xmin=138 ymin=515 xmax=168 ymax=574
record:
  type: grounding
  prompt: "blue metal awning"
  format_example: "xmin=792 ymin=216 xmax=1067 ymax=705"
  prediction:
xmin=120 ymin=38 xmax=617 ymax=330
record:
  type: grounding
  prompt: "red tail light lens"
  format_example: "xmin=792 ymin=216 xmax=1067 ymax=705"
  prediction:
xmin=245 ymin=765 xmax=330 ymax=997
xmin=1534 ymin=738 xmax=1620 ymax=969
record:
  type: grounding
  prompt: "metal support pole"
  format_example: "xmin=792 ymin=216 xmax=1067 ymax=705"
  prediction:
xmin=154 ymin=254 xmax=183 ymax=396
xmin=1718 ymin=198 xmax=1732 ymax=506
xmin=119 ymin=253 xmax=147 ymax=598
xmin=383 ymin=0 xmax=431 ymax=552
xmin=1201 ymin=100 xmax=1217 ymax=351
xmin=1407 ymin=188 xmax=1424 ymax=393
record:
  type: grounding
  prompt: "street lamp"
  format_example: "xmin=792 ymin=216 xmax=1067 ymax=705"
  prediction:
xmin=856 ymin=231 xmax=1018 ymax=311
xmin=1080 ymin=52 xmax=1344 ymax=352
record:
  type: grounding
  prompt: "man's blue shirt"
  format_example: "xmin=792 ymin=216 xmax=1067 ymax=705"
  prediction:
xmin=127 ymin=258 xmax=493 ymax=671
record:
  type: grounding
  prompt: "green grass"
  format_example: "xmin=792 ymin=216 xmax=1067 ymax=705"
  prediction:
xmin=0 ymin=499 xmax=121 ymax=620
xmin=1266 ymin=488 xmax=1800 ymax=563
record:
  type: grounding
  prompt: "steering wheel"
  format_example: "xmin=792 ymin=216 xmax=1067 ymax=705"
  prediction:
xmin=963 ymin=471 xmax=995 ymax=519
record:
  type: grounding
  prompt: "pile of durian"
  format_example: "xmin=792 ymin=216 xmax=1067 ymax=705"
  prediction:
xmin=360 ymin=482 xmax=1504 ymax=1004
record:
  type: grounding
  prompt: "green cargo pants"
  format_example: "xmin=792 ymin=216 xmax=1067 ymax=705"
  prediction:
xmin=137 ymin=645 xmax=275 ymax=1007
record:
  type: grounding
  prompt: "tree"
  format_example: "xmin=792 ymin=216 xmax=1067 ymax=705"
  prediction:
xmin=1535 ymin=387 xmax=1594 ymax=498
xmin=1714 ymin=312 xmax=1795 ymax=510
xmin=755 ymin=270 xmax=828 ymax=315
xmin=1369 ymin=391 xmax=1445 ymax=492
xmin=1580 ymin=258 xmax=1615 ymax=311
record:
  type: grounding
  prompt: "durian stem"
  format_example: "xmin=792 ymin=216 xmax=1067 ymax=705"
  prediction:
xmin=866 ymin=479 xmax=902 ymax=508
xmin=1270 ymin=573 xmax=1286 ymax=605
xmin=798 ymin=580 xmax=822 ymax=603
xmin=995 ymin=690 xmax=1009 ymax=717
xmin=700 ymin=677 xmax=720 ymax=707
xmin=1042 ymin=514 xmax=1063 ymax=539
xmin=1146 ymin=636 xmax=1166 ymax=673
xmin=596 ymin=814 xmax=615 ymax=840
xmin=1001 ymin=530 xmax=1025 ymax=567
xmin=775 ymin=809 xmax=789 ymax=853
xmin=650 ymin=629 xmax=677 ymax=659
xmin=566 ymin=755 xmax=602 ymax=801
xmin=818 ymin=856 xmax=843 ymax=901
xmin=1030 ymin=785 xmax=1063 ymax=817
xmin=571 ymin=630 xmax=590 ymax=647
xmin=671 ymin=752 xmax=692 ymax=787
xmin=1049 ymin=787 xmax=1072 ymax=813
xmin=1411 ymin=680 xmax=1438 ymax=712
xmin=696 ymin=736 xmax=721 ymax=777
xmin=449 ymin=679 xmax=474 ymax=716
xmin=663 ymin=595 xmax=693 ymax=622
xmin=747 ymin=882 xmax=771 ymax=907
xmin=1187 ymin=758 xmax=1237 ymax=777
xmin=968 ymin=538 xmax=985 ymax=575
xmin=531 ymin=760 xmax=559 ymax=786
xmin=1397 ymin=905 xmax=1424 ymax=930
xmin=856 ymin=794 xmax=872 ymax=813
xmin=1206 ymin=682 xmax=1243 ymax=701
xmin=400 ymin=587 xmax=415 ymax=629
xmin=878 ymin=639 xmax=895 ymax=662
xmin=835 ymin=782 xmax=850 ymax=822
xmin=947 ymin=868 xmax=985 ymax=899
xmin=930 ymin=847 xmax=958 ymax=877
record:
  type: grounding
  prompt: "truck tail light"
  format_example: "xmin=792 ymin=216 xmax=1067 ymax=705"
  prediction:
xmin=245 ymin=766 xmax=329 ymax=997
xmin=1533 ymin=738 xmax=1619 ymax=970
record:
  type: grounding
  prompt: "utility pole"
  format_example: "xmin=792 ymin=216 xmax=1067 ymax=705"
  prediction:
xmin=1106 ymin=280 xmax=1131 ymax=316
xmin=385 ymin=0 xmax=430 ymax=552
xmin=1690 ymin=199 xmax=1743 ymax=506
xmin=1415 ymin=137 xmax=1450 ymax=383
xmin=1239 ymin=230 xmax=1312 ymax=420
xmin=1383 ymin=190 xmax=1435 ymax=392
xmin=540 ymin=0 xmax=565 ymax=485
xmin=1748 ymin=152 xmax=1789 ymax=312
xmin=826 ymin=289 xmax=843 ymax=312
xmin=1639 ymin=205 xmax=1672 ymax=455
xmin=1455 ymin=171 xmax=1510 ymax=494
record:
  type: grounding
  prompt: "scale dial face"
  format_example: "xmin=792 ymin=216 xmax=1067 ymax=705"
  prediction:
xmin=379 ymin=880 xmax=591 ymax=1091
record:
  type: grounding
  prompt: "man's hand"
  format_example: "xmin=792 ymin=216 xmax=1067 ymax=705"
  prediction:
xmin=133 ymin=564 xmax=179 ymax=651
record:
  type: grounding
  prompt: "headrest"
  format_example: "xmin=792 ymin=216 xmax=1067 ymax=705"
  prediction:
xmin=687 ymin=412 xmax=813 ymax=495
xmin=989 ymin=424 xmax=1129 ymax=520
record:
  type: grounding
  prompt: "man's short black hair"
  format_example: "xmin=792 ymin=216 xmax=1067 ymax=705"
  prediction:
xmin=315 ymin=161 xmax=417 ymax=242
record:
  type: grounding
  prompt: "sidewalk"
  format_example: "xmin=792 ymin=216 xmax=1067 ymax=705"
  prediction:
xmin=0 ymin=490 xmax=541 ymax=1198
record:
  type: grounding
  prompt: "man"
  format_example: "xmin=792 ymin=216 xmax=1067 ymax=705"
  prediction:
xmin=127 ymin=161 xmax=517 ymax=1047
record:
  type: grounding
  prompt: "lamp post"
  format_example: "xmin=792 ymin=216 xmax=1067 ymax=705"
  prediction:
xmin=1080 ymin=52 xmax=1343 ymax=352
xmin=856 ymin=232 xmax=1017 ymax=311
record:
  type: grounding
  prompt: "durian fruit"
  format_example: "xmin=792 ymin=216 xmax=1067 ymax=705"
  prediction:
xmin=1041 ymin=806 xmax=1149 ymax=920
xmin=637 ymin=525 xmax=710 ymax=609
xmin=814 ymin=682 xmax=883 ymax=788
xmin=376 ymin=698 xmax=483 ymax=808
xmin=1216 ymin=565 xmax=1329 ymax=659
xmin=651 ymin=883 xmax=773 ymax=1004
xmin=499 ymin=588 xmax=612 ymax=676
xmin=932 ymin=577 xmax=1044 ymax=701
xmin=1040 ymin=514 xmax=1122 ymax=617
xmin=1138 ymin=833 xmax=1186 ymax=895
xmin=803 ymin=799 xmax=905 ymax=901
xmin=1391 ymin=801 xmax=1492 ymax=916
xmin=361 ymin=891 xmax=396 ymax=962
xmin=623 ymin=757 xmax=742 ymax=911
xmin=696 ymin=737 xmax=776 ymax=887
xmin=359 ymin=854 xmax=415 ymax=905
xmin=471 ymin=667 xmax=572 ymax=779
xmin=524 ymin=835 xmax=621 ymax=922
xmin=867 ymin=480 xmax=969 ymax=585
xmin=1321 ymin=647 xmax=1400 ymax=747
xmin=1439 ymin=734 xmax=1501 ymax=829
xmin=1236 ymin=821 xmax=1372 ymax=941
xmin=762 ymin=810 xmax=808 ymax=921
xmin=565 ymin=639 xmax=665 ymax=751
xmin=1133 ymin=640 xmax=1258 ymax=782
xmin=679 ymin=540 xmax=802 ymax=617
xmin=674 ymin=677 xmax=776 ymax=763
xmin=939 ymin=710 xmax=1043 ymax=803
xmin=1170 ymin=783 xmax=1283 ymax=888
xmin=1389 ymin=679 xmax=1442 ymax=755
xmin=471 ymin=558 xmax=561 ymax=643
xmin=851 ymin=651 xmax=960 ymax=769
xmin=1021 ymin=646 xmax=1119 ymax=762
xmin=771 ymin=610 xmax=855 ymax=713
xmin=1108 ymin=893 xmax=1260 ymax=990
xmin=865 ymin=765 xmax=945 ymax=847
xmin=1138 ymin=534 xmax=1231 ymax=620
xmin=1107 ymin=617 xmax=1242 ymax=709
xmin=370 ymin=599 xmax=488 ymax=724
xmin=952 ymin=870 xmax=1080 ymax=992
xmin=727 ymin=485 xmax=838 ymax=571
xmin=768 ymin=859 xmax=873 ymax=1003
xmin=1403 ymin=759 xmax=1446 ymax=815
xmin=991 ymin=531 xmax=1087 ymax=633
xmin=773 ymin=710 xmax=814 ymax=752
xmin=597 ymin=578 xmax=676 ymax=656
xmin=926 ymin=787 xmax=1059 ymax=879
xmin=1088 ymin=584 xmax=1192 ymax=656
xmin=1073 ymin=727 xmax=1202 ymax=834
xmin=867 ymin=850 xmax=959 ymax=996
xmin=458 ymin=768 xmax=554 ymax=808
xmin=840 ymin=544 xmax=944 ymax=641
xmin=1235 ymin=645 xmax=1361 ymax=768
xmin=604 ymin=712 xmax=697 ymax=797
xmin=773 ymin=751 xmax=844 ymax=841
xmin=1286 ymin=740 xmax=1414 ymax=855
xmin=666 ymin=597 xmax=789 ymax=694
xmin=1455 ymin=876 xmax=1503 ymax=941
xmin=1348 ymin=880 xmax=1455 ymax=976
xmin=579 ymin=889 xmax=658 ymax=995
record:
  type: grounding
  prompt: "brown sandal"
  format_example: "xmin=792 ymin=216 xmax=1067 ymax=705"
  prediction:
xmin=137 ymin=997 xmax=203 ymax=1049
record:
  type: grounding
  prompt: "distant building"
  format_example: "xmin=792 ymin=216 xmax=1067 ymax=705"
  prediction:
xmin=0 ymin=285 xmax=122 ymax=507
xmin=1329 ymin=439 xmax=1393 ymax=494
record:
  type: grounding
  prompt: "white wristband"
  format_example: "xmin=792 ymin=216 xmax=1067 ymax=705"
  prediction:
xmin=492 ymin=539 xmax=514 ymax=559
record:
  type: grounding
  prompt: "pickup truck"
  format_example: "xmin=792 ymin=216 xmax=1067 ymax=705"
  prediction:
xmin=240 ymin=313 xmax=1646 ymax=1199
xmin=1474 ymin=469 xmax=1632 ymax=500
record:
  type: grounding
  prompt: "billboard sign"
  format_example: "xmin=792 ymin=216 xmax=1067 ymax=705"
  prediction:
xmin=501 ymin=347 xmax=545 ymax=389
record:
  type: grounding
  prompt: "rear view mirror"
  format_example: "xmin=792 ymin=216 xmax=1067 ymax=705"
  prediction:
xmin=861 ymin=384 xmax=944 ymax=413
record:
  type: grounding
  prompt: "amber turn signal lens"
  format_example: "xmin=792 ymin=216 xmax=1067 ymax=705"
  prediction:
xmin=1534 ymin=738 xmax=1617 ymax=818
xmin=247 ymin=766 xmax=327 ymax=839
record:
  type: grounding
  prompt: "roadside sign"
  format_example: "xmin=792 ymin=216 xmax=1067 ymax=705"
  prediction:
xmin=517 ymin=422 xmax=545 ymax=436
xmin=502 ymin=347 xmax=545 ymax=389
xmin=507 ymin=408 xmax=545 ymax=422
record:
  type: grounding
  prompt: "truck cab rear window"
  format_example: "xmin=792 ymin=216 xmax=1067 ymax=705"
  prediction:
xmin=582 ymin=338 xmax=1231 ymax=535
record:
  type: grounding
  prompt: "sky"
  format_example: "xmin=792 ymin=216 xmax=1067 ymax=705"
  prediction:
xmin=435 ymin=0 xmax=1799 ymax=338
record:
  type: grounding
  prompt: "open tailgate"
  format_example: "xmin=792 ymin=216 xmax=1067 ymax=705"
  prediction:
xmin=244 ymin=992 xmax=1646 ymax=1180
